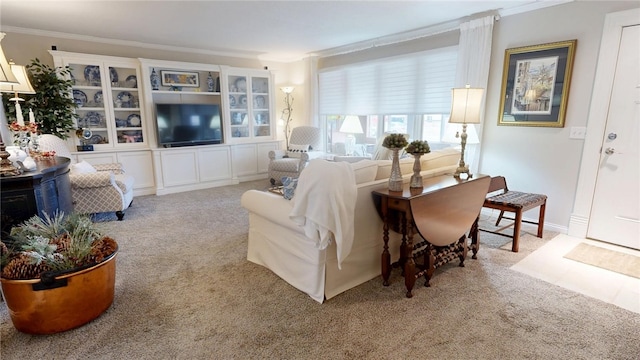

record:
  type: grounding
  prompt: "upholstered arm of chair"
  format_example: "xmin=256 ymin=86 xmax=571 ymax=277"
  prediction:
xmin=268 ymin=150 xmax=288 ymax=160
xmin=93 ymin=163 xmax=125 ymax=174
xmin=69 ymin=172 xmax=116 ymax=189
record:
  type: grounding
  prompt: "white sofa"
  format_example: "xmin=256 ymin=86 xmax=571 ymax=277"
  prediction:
xmin=240 ymin=148 xmax=461 ymax=302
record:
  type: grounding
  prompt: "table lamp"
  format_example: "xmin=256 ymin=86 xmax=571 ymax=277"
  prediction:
xmin=449 ymin=85 xmax=483 ymax=179
xmin=0 ymin=61 xmax=36 ymax=127
xmin=0 ymin=33 xmax=18 ymax=85
xmin=0 ymin=33 xmax=22 ymax=176
xmin=339 ymin=115 xmax=363 ymax=156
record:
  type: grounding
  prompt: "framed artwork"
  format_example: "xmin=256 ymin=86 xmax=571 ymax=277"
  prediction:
xmin=160 ymin=70 xmax=200 ymax=87
xmin=498 ymin=40 xmax=576 ymax=127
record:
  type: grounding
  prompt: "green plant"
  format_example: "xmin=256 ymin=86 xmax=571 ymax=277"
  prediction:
xmin=2 ymin=58 xmax=78 ymax=139
xmin=1 ymin=212 xmax=117 ymax=279
xmin=405 ymin=140 xmax=430 ymax=155
xmin=382 ymin=133 xmax=408 ymax=149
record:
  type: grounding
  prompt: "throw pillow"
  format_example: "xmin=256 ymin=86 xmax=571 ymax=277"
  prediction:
xmin=281 ymin=176 xmax=299 ymax=200
xmin=287 ymin=143 xmax=309 ymax=159
xmin=71 ymin=160 xmax=97 ymax=174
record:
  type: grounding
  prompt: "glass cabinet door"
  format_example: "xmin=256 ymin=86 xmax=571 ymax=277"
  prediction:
xmin=65 ymin=59 xmax=145 ymax=150
xmin=229 ymin=75 xmax=249 ymax=139
xmin=69 ymin=62 xmax=110 ymax=146
xmin=227 ymin=72 xmax=272 ymax=141
xmin=251 ymin=76 xmax=270 ymax=138
xmin=109 ymin=66 xmax=143 ymax=145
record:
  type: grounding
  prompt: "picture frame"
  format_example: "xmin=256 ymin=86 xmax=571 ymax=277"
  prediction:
xmin=160 ymin=70 xmax=200 ymax=88
xmin=498 ymin=40 xmax=576 ymax=127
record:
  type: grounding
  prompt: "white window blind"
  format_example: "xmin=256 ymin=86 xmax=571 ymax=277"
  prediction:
xmin=319 ymin=45 xmax=458 ymax=115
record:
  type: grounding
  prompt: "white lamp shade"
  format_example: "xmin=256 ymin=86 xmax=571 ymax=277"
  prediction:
xmin=449 ymin=86 xmax=484 ymax=124
xmin=339 ymin=115 xmax=364 ymax=134
xmin=0 ymin=33 xmax=18 ymax=85
xmin=280 ymin=86 xmax=294 ymax=94
xmin=0 ymin=63 xmax=35 ymax=95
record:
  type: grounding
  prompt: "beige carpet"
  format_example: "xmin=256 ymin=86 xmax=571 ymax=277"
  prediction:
xmin=564 ymin=243 xmax=640 ymax=279
xmin=1 ymin=180 xmax=639 ymax=359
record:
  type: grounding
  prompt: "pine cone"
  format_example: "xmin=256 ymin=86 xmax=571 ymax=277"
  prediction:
xmin=1 ymin=254 xmax=52 ymax=280
xmin=51 ymin=233 xmax=71 ymax=253
xmin=89 ymin=236 xmax=118 ymax=264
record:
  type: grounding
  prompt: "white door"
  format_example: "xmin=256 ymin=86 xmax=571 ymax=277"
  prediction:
xmin=588 ymin=25 xmax=640 ymax=250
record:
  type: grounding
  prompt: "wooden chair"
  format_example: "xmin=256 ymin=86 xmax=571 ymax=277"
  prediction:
xmin=480 ymin=176 xmax=547 ymax=252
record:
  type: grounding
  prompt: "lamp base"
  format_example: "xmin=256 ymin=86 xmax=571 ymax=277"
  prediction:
xmin=453 ymin=165 xmax=473 ymax=180
xmin=344 ymin=134 xmax=356 ymax=156
xmin=0 ymin=142 xmax=21 ymax=177
xmin=452 ymin=122 xmax=473 ymax=180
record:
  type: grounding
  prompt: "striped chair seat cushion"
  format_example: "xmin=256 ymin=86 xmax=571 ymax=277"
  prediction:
xmin=486 ymin=191 xmax=547 ymax=209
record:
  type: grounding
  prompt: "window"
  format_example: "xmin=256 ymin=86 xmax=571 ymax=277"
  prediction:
xmin=319 ymin=45 xmax=458 ymax=154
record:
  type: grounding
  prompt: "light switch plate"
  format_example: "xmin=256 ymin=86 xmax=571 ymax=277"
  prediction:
xmin=569 ymin=126 xmax=587 ymax=139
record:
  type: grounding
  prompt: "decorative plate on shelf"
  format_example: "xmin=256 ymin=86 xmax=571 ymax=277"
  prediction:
xmin=108 ymin=67 xmax=118 ymax=83
xmin=231 ymin=112 xmax=244 ymax=125
xmin=83 ymin=66 xmax=101 ymax=84
xmin=117 ymin=91 xmax=133 ymax=102
xmin=93 ymin=91 xmax=103 ymax=105
xmin=87 ymin=134 xmax=104 ymax=145
xmin=125 ymin=75 xmax=137 ymax=88
xmin=115 ymin=118 xmax=128 ymax=128
xmin=234 ymin=77 xmax=247 ymax=92
xmin=73 ymin=90 xmax=87 ymax=107
xmin=127 ymin=114 xmax=141 ymax=127
xmin=116 ymin=91 xmax=134 ymax=107
xmin=83 ymin=111 xmax=103 ymax=127
xmin=239 ymin=95 xmax=248 ymax=108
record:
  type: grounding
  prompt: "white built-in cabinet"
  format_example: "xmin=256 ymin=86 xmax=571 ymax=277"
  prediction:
xmin=49 ymin=52 xmax=279 ymax=196
xmin=222 ymin=67 xmax=274 ymax=142
xmin=51 ymin=51 xmax=148 ymax=150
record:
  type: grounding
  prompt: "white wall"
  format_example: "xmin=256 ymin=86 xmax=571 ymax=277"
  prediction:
xmin=480 ymin=0 xmax=639 ymax=231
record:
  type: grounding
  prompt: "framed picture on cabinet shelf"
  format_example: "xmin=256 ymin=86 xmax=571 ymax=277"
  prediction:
xmin=160 ymin=70 xmax=200 ymax=87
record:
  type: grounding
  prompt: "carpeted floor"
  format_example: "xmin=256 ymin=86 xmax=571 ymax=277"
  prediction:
xmin=1 ymin=180 xmax=639 ymax=359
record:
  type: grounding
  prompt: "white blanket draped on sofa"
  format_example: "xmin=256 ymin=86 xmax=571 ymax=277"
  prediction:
xmin=289 ymin=159 xmax=356 ymax=269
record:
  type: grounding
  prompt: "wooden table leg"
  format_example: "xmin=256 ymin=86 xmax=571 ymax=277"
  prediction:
xmin=424 ymin=245 xmax=435 ymax=287
xmin=381 ymin=197 xmax=391 ymax=286
xmin=399 ymin=211 xmax=409 ymax=276
xmin=470 ymin=216 xmax=480 ymax=259
xmin=404 ymin=213 xmax=416 ymax=298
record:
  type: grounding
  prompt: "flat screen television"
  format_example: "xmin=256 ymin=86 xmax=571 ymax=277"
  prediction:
xmin=155 ymin=103 xmax=223 ymax=147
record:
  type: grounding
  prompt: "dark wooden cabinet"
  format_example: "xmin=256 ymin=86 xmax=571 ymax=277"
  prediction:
xmin=1 ymin=157 xmax=73 ymax=235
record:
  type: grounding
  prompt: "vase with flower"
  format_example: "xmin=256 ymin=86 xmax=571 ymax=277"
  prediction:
xmin=405 ymin=140 xmax=431 ymax=188
xmin=382 ymin=133 xmax=408 ymax=191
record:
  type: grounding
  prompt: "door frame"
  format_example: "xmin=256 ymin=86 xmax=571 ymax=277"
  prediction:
xmin=569 ymin=8 xmax=640 ymax=238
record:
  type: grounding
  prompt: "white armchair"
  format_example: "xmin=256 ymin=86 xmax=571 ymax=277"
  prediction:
xmin=268 ymin=126 xmax=323 ymax=185
xmin=38 ymin=134 xmax=134 ymax=220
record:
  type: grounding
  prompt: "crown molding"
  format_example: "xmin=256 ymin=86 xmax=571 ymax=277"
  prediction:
xmin=0 ymin=25 xmax=264 ymax=61
xmin=316 ymin=0 xmax=574 ymax=58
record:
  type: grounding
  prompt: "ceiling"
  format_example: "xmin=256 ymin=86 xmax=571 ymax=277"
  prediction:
xmin=1 ymin=1 xmax=569 ymax=62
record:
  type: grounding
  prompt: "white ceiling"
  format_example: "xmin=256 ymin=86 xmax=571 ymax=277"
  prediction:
xmin=1 ymin=1 xmax=570 ymax=62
